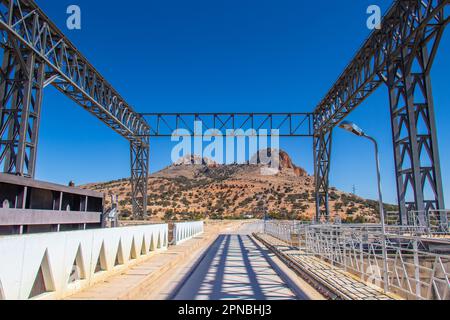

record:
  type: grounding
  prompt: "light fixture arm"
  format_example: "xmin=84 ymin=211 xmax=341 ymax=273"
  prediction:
xmin=338 ymin=121 xmax=390 ymax=293
xmin=362 ymin=133 xmax=389 ymax=293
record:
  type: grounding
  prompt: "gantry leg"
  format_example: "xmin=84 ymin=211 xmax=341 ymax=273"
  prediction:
xmin=386 ymin=28 xmax=445 ymax=226
xmin=0 ymin=38 xmax=45 ymax=178
xmin=314 ymin=129 xmax=332 ymax=222
xmin=130 ymin=140 xmax=149 ymax=218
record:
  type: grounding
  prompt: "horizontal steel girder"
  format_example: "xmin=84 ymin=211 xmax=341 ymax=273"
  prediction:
xmin=140 ymin=113 xmax=313 ymax=137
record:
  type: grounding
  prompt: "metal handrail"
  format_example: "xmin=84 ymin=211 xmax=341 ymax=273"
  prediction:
xmin=264 ymin=220 xmax=450 ymax=300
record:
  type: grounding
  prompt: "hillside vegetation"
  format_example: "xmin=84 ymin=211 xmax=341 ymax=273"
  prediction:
xmin=83 ymin=150 xmax=397 ymax=222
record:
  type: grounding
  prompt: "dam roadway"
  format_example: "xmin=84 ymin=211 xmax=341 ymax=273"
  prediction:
xmin=169 ymin=222 xmax=323 ymax=300
xmin=62 ymin=221 xmax=397 ymax=301
xmin=62 ymin=221 xmax=322 ymax=300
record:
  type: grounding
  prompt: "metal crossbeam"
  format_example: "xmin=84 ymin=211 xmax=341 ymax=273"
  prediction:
xmin=140 ymin=113 xmax=313 ymax=137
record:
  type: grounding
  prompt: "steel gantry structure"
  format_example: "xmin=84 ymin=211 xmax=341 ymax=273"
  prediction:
xmin=0 ymin=0 xmax=448 ymax=222
xmin=0 ymin=0 xmax=150 ymax=216
xmin=313 ymin=0 xmax=449 ymax=223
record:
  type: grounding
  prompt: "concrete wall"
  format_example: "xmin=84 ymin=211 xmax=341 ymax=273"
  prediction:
xmin=173 ymin=221 xmax=204 ymax=245
xmin=0 ymin=224 xmax=168 ymax=300
xmin=0 ymin=209 xmax=101 ymax=225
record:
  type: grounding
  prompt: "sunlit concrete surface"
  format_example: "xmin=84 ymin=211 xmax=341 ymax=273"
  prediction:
xmin=172 ymin=223 xmax=303 ymax=300
xmin=0 ymin=224 xmax=169 ymax=300
xmin=66 ymin=221 xmax=242 ymax=300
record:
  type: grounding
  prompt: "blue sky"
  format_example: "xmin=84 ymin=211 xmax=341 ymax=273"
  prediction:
xmin=34 ymin=0 xmax=449 ymax=206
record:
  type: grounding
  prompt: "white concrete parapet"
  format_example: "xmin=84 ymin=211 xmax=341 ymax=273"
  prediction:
xmin=0 ymin=224 xmax=168 ymax=300
xmin=173 ymin=221 xmax=204 ymax=245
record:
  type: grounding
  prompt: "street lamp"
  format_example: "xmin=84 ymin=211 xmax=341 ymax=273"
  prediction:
xmin=338 ymin=121 xmax=389 ymax=293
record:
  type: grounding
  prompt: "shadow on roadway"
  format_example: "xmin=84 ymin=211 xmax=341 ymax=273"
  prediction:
xmin=170 ymin=234 xmax=303 ymax=300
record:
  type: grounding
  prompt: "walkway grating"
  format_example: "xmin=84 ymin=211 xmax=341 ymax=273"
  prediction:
xmin=255 ymin=233 xmax=399 ymax=300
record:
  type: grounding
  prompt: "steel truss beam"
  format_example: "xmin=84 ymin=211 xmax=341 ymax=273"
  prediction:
xmin=314 ymin=129 xmax=332 ymax=222
xmin=140 ymin=113 xmax=313 ymax=137
xmin=0 ymin=0 xmax=150 ymax=217
xmin=313 ymin=0 xmax=449 ymax=223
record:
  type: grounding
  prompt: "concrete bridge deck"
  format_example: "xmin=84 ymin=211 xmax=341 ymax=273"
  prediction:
xmin=171 ymin=223 xmax=323 ymax=300
xmin=66 ymin=221 xmax=240 ymax=300
xmin=66 ymin=221 xmax=324 ymax=300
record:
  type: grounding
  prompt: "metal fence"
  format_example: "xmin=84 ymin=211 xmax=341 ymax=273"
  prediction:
xmin=264 ymin=220 xmax=450 ymax=300
xmin=407 ymin=210 xmax=450 ymax=234
xmin=385 ymin=210 xmax=450 ymax=234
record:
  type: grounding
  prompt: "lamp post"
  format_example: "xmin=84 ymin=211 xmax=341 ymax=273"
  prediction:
xmin=338 ymin=121 xmax=389 ymax=293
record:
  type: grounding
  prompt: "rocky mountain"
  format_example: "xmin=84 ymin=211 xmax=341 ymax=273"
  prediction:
xmin=249 ymin=149 xmax=307 ymax=177
xmin=173 ymin=154 xmax=218 ymax=166
xmin=83 ymin=149 xmax=391 ymax=222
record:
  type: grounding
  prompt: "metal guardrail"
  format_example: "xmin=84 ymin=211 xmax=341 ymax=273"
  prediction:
xmin=407 ymin=210 xmax=450 ymax=234
xmin=264 ymin=220 xmax=450 ymax=300
xmin=172 ymin=221 xmax=204 ymax=245
xmin=385 ymin=210 xmax=450 ymax=234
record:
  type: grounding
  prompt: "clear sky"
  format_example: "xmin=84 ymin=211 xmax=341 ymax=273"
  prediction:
xmin=34 ymin=0 xmax=449 ymax=206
